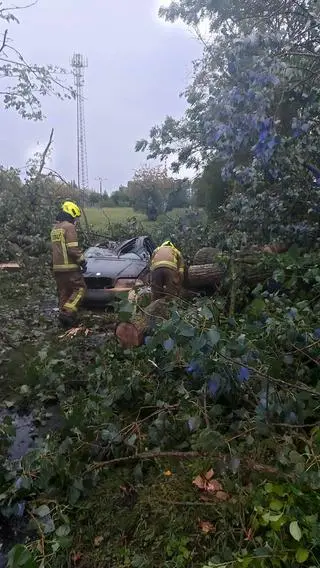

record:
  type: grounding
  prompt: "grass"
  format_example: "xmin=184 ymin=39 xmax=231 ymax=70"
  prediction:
xmin=83 ymin=207 xmax=187 ymax=231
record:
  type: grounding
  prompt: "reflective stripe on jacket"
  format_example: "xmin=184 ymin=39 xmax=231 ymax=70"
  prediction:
xmin=150 ymin=245 xmax=184 ymax=275
xmin=51 ymin=221 xmax=85 ymax=272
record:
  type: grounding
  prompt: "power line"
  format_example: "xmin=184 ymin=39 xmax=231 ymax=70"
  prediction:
xmin=95 ymin=177 xmax=108 ymax=195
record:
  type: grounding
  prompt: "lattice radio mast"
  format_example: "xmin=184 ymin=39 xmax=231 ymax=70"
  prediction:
xmin=71 ymin=53 xmax=89 ymax=194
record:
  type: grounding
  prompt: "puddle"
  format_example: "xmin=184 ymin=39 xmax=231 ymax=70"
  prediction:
xmin=0 ymin=406 xmax=63 ymax=562
xmin=0 ymin=410 xmax=35 ymax=562
xmin=7 ymin=413 xmax=35 ymax=461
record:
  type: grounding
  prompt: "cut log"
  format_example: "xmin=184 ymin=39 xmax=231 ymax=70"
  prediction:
xmin=186 ymin=264 xmax=223 ymax=289
xmin=115 ymin=299 xmax=170 ymax=348
xmin=0 ymin=262 xmax=20 ymax=271
xmin=193 ymin=247 xmax=219 ymax=265
xmin=115 ymin=322 xmax=144 ymax=349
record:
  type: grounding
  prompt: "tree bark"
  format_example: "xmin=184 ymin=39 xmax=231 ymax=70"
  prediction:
xmin=115 ymin=299 xmax=170 ymax=348
xmin=186 ymin=260 xmax=274 ymax=290
xmin=186 ymin=264 xmax=223 ymax=289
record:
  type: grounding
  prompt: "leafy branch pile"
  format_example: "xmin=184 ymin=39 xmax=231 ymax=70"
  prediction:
xmin=0 ymin=244 xmax=319 ymax=567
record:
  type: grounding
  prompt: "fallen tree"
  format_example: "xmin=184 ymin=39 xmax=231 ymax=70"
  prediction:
xmin=116 ymin=245 xmax=293 ymax=348
xmin=187 ymin=244 xmax=290 ymax=289
xmin=186 ymin=258 xmax=272 ymax=289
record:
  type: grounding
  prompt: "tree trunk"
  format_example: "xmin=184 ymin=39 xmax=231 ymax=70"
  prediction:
xmin=186 ymin=264 xmax=223 ymax=289
xmin=115 ymin=299 xmax=170 ymax=348
xmin=186 ymin=260 xmax=275 ymax=290
xmin=115 ymin=322 xmax=145 ymax=349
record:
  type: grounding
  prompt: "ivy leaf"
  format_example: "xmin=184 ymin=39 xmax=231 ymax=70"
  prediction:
xmin=289 ymin=520 xmax=302 ymax=542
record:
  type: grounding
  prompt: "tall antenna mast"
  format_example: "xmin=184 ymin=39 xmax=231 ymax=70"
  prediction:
xmin=71 ymin=53 xmax=89 ymax=196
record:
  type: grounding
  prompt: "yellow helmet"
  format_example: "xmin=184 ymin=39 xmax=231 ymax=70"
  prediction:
xmin=62 ymin=201 xmax=81 ymax=218
xmin=161 ymin=240 xmax=174 ymax=248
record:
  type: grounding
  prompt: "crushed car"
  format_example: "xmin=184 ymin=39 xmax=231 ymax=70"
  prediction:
xmin=83 ymin=236 xmax=156 ymax=305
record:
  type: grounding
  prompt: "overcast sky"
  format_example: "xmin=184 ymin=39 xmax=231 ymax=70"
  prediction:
xmin=0 ymin=0 xmax=201 ymax=192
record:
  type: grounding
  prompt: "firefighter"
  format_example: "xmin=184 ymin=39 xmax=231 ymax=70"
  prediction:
xmin=51 ymin=201 xmax=87 ymax=327
xmin=150 ymin=240 xmax=184 ymax=301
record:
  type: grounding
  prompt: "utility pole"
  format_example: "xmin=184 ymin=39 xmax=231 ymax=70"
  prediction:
xmin=71 ymin=53 xmax=89 ymax=203
xmin=95 ymin=177 xmax=108 ymax=195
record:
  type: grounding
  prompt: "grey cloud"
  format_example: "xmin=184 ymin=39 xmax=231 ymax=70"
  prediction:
xmin=0 ymin=0 xmax=200 ymax=191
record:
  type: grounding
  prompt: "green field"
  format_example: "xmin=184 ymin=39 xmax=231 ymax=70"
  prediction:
xmin=83 ymin=207 xmax=186 ymax=230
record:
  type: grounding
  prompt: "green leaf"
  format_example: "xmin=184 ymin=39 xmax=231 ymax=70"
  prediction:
xmin=126 ymin=433 xmax=137 ymax=447
xmin=51 ymin=541 xmax=60 ymax=553
xmin=7 ymin=545 xmax=36 ymax=567
xmin=207 ymin=327 xmax=220 ymax=346
xmin=200 ymin=306 xmax=213 ymax=320
xmin=250 ymin=298 xmax=265 ymax=316
xmin=34 ymin=504 xmax=50 ymax=518
xmin=56 ymin=524 xmax=71 ymax=537
xmin=295 ymin=548 xmax=309 ymax=563
xmin=289 ymin=520 xmax=302 ymax=542
xmin=119 ymin=301 xmax=135 ymax=322
xmin=288 ymin=244 xmax=300 ymax=260
xmin=269 ymin=513 xmax=283 ymax=523
xmin=270 ymin=499 xmax=283 ymax=512
xmin=178 ymin=322 xmax=195 ymax=337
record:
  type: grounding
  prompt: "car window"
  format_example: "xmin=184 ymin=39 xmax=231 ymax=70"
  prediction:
xmin=144 ymin=238 xmax=156 ymax=255
xmin=136 ymin=247 xmax=149 ymax=261
xmin=118 ymin=239 xmax=137 ymax=256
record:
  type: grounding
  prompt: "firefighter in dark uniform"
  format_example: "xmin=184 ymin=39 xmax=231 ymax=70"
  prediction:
xmin=51 ymin=201 xmax=87 ymax=327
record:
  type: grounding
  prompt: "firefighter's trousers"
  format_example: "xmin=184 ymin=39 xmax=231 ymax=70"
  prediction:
xmin=54 ymin=271 xmax=86 ymax=317
xmin=151 ymin=267 xmax=181 ymax=302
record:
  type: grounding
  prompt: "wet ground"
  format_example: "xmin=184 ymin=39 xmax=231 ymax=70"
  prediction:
xmin=0 ymin=290 xmax=116 ymax=563
xmin=0 ymin=405 xmax=64 ymax=564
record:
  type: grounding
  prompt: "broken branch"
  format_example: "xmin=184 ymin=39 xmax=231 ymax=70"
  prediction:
xmin=0 ymin=29 xmax=8 ymax=54
xmin=37 ymin=128 xmax=54 ymax=177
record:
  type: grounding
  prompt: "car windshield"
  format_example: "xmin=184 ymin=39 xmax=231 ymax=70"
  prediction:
xmin=85 ymin=237 xmax=154 ymax=260
xmin=85 ymin=246 xmax=117 ymax=259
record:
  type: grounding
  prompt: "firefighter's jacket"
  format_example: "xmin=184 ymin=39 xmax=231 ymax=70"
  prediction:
xmin=150 ymin=245 xmax=184 ymax=275
xmin=51 ymin=221 xmax=85 ymax=272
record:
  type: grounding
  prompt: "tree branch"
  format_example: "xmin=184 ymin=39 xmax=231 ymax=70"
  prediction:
xmin=36 ymin=128 xmax=54 ymax=177
xmin=87 ymin=450 xmax=280 ymax=477
xmin=88 ymin=451 xmax=206 ymax=471
xmin=0 ymin=29 xmax=8 ymax=54
xmin=43 ymin=166 xmax=91 ymax=234
xmin=0 ymin=1 xmax=38 ymax=16
xmin=219 ymin=354 xmax=320 ymax=397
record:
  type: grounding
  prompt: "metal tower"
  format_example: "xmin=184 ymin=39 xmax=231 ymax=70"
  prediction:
xmin=71 ymin=53 xmax=89 ymax=193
